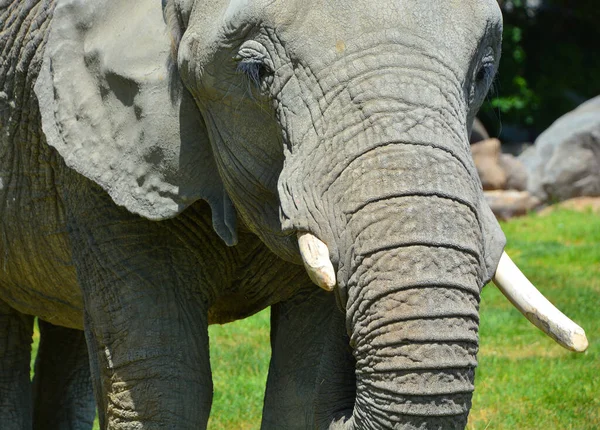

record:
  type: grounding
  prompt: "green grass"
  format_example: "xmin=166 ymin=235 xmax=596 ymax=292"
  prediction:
xmin=469 ymin=209 xmax=600 ymax=429
xmin=207 ymin=310 xmax=270 ymax=430
xmin=31 ymin=208 xmax=599 ymax=429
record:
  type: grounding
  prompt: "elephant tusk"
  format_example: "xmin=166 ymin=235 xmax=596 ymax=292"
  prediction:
xmin=492 ymin=251 xmax=588 ymax=352
xmin=297 ymin=232 xmax=336 ymax=291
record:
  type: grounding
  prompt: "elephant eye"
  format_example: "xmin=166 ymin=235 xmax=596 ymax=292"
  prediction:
xmin=476 ymin=67 xmax=486 ymax=82
xmin=237 ymin=59 xmax=271 ymax=87
xmin=235 ymin=41 xmax=274 ymax=89
xmin=475 ymin=61 xmax=495 ymax=90
xmin=468 ymin=56 xmax=496 ymax=110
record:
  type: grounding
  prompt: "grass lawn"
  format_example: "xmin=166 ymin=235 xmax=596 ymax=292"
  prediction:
xmin=469 ymin=209 xmax=599 ymax=429
xmin=31 ymin=208 xmax=599 ymax=429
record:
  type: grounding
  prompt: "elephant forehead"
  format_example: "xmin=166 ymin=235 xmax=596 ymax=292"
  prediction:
xmin=275 ymin=0 xmax=498 ymax=64
xmin=262 ymin=0 xmax=500 ymax=33
xmin=183 ymin=0 xmax=500 ymax=70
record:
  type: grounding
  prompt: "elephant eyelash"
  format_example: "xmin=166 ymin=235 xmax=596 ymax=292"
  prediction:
xmin=237 ymin=59 xmax=270 ymax=87
xmin=468 ymin=61 xmax=496 ymax=109
xmin=475 ymin=62 xmax=495 ymax=89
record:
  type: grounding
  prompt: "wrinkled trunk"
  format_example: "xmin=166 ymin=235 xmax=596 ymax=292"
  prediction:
xmin=329 ymin=143 xmax=487 ymax=428
xmin=290 ymin=138 xmax=496 ymax=429
xmin=344 ymin=231 xmax=481 ymax=428
xmin=278 ymin=52 xmax=502 ymax=428
xmin=334 ymin=151 xmax=487 ymax=429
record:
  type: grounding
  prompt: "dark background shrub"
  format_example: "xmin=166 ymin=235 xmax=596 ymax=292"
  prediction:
xmin=481 ymin=0 xmax=600 ymax=143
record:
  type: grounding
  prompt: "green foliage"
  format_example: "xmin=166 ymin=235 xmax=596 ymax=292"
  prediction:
xmin=490 ymin=23 xmax=539 ymax=126
xmin=483 ymin=2 xmax=600 ymax=137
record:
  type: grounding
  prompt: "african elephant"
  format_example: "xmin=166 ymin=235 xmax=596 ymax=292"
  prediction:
xmin=0 ymin=0 xmax=587 ymax=429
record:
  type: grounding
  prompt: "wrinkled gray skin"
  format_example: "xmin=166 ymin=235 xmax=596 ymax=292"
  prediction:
xmin=0 ymin=0 xmax=506 ymax=429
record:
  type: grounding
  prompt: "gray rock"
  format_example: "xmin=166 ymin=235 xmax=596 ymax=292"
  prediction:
xmin=470 ymin=117 xmax=490 ymax=144
xmin=499 ymin=153 xmax=528 ymax=191
xmin=471 ymin=138 xmax=506 ymax=190
xmin=484 ymin=190 xmax=542 ymax=220
xmin=520 ymin=96 xmax=600 ymax=202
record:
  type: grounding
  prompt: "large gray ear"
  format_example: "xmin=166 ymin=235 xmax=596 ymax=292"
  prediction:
xmin=35 ymin=0 xmax=237 ymax=245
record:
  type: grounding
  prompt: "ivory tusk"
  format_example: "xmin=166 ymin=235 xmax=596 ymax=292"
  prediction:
xmin=297 ymin=232 xmax=336 ymax=291
xmin=492 ymin=251 xmax=588 ymax=352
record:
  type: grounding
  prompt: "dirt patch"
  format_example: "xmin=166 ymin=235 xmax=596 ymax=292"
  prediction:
xmin=538 ymin=197 xmax=600 ymax=215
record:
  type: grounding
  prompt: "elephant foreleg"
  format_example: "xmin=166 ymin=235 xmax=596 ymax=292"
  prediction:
xmin=32 ymin=319 xmax=95 ymax=430
xmin=0 ymin=299 xmax=34 ymax=430
xmin=312 ymin=301 xmax=356 ymax=430
xmin=78 ymin=262 xmax=213 ymax=430
xmin=262 ymin=286 xmax=354 ymax=429
xmin=83 ymin=312 xmax=106 ymax=430
xmin=61 ymin=181 xmax=217 ymax=430
xmin=78 ymin=269 xmax=214 ymax=430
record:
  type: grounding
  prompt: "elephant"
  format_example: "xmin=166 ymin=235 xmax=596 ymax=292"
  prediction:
xmin=0 ymin=0 xmax=587 ymax=429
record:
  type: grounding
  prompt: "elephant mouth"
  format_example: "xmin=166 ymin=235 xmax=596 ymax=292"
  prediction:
xmin=297 ymin=231 xmax=588 ymax=352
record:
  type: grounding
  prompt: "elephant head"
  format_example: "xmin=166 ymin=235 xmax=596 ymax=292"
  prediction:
xmin=36 ymin=0 xmax=587 ymax=428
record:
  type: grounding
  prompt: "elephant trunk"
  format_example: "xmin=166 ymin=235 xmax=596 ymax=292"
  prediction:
xmin=343 ymin=230 xmax=481 ymax=429
xmin=277 ymin=55 xmax=500 ymax=427
xmin=296 ymin=135 xmax=586 ymax=428
xmin=337 ymin=153 xmax=486 ymax=427
xmin=296 ymin=143 xmax=492 ymax=429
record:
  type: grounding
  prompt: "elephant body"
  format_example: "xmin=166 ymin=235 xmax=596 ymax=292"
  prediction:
xmin=0 ymin=1 xmax=302 ymax=328
xmin=0 ymin=0 xmax=507 ymax=429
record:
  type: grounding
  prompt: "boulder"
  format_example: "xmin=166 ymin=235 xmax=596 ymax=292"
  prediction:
xmin=484 ymin=190 xmax=542 ymax=220
xmin=499 ymin=153 xmax=528 ymax=191
xmin=470 ymin=139 xmax=530 ymax=191
xmin=470 ymin=117 xmax=490 ymax=144
xmin=471 ymin=138 xmax=506 ymax=190
xmin=521 ymin=96 xmax=600 ymax=202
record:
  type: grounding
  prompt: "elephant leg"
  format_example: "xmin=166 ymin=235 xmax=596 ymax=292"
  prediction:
xmin=261 ymin=286 xmax=354 ymax=429
xmin=83 ymin=286 xmax=212 ymax=430
xmin=83 ymin=312 xmax=106 ymax=430
xmin=32 ymin=319 xmax=95 ymax=430
xmin=70 ymin=242 xmax=215 ymax=430
xmin=0 ymin=299 xmax=34 ymax=430
xmin=312 ymin=301 xmax=356 ymax=430
xmin=61 ymin=196 xmax=214 ymax=428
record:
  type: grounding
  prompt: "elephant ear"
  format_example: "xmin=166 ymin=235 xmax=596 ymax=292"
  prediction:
xmin=479 ymin=194 xmax=506 ymax=285
xmin=35 ymin=0 xmax=237 ymax=245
